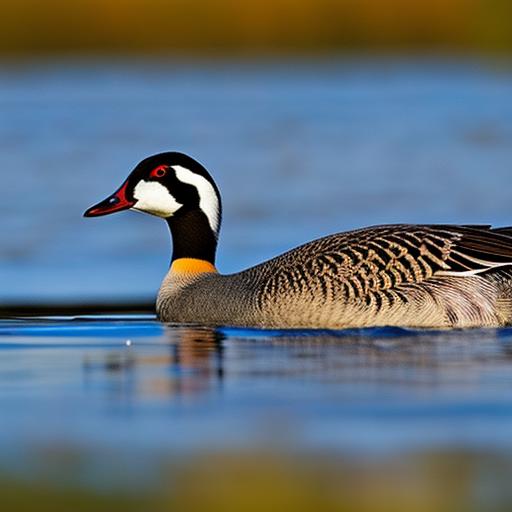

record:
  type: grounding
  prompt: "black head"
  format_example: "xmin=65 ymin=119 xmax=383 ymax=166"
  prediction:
xmin=84 ymin=152 xmax=222 ymax=236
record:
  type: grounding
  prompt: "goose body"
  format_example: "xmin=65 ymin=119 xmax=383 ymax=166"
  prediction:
xmin=85 ymin=153 xmax=512 ymax=329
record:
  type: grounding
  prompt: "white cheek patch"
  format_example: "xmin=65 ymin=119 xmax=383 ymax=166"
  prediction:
xmin=173 ymin=165 xmax=220 ymax=235
xmin=132 ymin=180 xmax=183 ymax=218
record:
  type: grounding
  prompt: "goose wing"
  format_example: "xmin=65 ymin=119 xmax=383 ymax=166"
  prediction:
xmin=432 ymin=225 xmax=512 ymax=276
xmin=268 ymin=225 xmax=512 ymax=298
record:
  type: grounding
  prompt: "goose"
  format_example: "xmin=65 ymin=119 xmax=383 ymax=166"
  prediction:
xmin=84 ymin=152 xmax=512 ymax=329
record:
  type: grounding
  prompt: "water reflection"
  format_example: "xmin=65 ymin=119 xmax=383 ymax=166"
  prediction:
xmin=83 ymin=326 xmax=224 ymax=400
xmin=81 ymin=325 xmax=512 ymax=402
xmin=4 ymin=317 xmax=512 ymax=489
xmin=161 ymin=326 xmax=224 ymax=398
xmin=170 ymin=326 xmax=224 ymax=377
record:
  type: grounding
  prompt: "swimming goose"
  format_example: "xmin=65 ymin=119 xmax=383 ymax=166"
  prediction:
xmin=85 ymin=152 xmax=512 ymax=329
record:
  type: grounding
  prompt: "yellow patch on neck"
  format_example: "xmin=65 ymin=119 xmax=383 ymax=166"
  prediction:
xmin=171 ymin=258 xmax=217 ymax=275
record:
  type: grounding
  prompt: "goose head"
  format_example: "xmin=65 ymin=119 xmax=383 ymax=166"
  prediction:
xmin=84 ymin=152 xmax=222 ymax=264
xmin=85 ymin=152 xmax=221 ymax=233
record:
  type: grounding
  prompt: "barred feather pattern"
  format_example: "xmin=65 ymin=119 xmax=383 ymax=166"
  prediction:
xmin=157 ymin=224 xmax=512 ymax=328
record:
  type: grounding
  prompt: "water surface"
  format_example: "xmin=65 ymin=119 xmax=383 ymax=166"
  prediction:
xmin=1 ymin=57 xmax=512 ymax=303
xmin=2 ymin=316 xmax=512 ymax=489
xmin=2 ymin=57 xmax=512 ymax=505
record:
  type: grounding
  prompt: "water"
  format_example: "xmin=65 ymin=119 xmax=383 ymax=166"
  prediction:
xmin=3 ymin=318 xmax=512 ymax=465
xmin=1 ymin=57 xmax=512 ymax=303
xmin=2 ymin=315 xmax=512 ymax=506
xmin=1 ymin=57 xmax=512 ymax=504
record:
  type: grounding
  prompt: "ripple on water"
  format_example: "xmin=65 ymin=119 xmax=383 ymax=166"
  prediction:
xmin=1 ymin=315 xmax=512 ymax=491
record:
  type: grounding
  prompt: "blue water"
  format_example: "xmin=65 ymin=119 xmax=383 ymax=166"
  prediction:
xmin=1 ymin=57 xmax=512 ymax=303
xmin=2 ymin=316 xmax=512 ymax=487
xmin=1 ymin=57 xmax=512 ymax=489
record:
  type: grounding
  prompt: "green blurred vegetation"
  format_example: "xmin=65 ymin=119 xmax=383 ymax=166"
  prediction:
xmin=1 ymin=0 xmax=512 ymax=55
xmin=3 ymin=450 xmax=512 ymax=512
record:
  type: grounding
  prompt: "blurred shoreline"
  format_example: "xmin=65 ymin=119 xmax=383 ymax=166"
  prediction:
xmin=0 ymin=302 xmax=154 ymax=317
xmin=2 ymin=0 xmax=512 ymax=56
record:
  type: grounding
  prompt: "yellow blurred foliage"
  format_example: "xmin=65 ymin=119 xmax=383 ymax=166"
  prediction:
xmin=3 ymin=449 xmax=509 ymax=512
xmin=1 ymin=0 xmax=511 ymax=54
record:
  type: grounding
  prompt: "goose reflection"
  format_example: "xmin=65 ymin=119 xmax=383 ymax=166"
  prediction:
xmin=83 ymin=324 xmax=512 ymax=402
xmin=132 ymin=325 xmax=225 ymax=399
xmin=83 ymin=326 xmax=225 ymax=400
xmin=167 ymin=325 xmax=224 ymax=396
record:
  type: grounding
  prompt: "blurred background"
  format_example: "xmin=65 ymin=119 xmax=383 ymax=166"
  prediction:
xmin=2 ymin=1 xmax=512 ymax=510
xmin=1 ymin=0 xmax=512 ymax=307
xmin=2 ymin=0 xmax=512 ymax=55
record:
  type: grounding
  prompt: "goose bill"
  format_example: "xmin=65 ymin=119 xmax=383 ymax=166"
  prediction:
xmin=83 ymin=181 xmax=135 ymax=217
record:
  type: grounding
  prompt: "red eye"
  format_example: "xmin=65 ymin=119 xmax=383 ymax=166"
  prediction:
xmin=150 ymin=165 xmax=168 ymax=178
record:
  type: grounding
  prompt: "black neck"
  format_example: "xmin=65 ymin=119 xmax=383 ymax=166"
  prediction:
xmin=166 ymin=209 xmax=218 ymax=264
